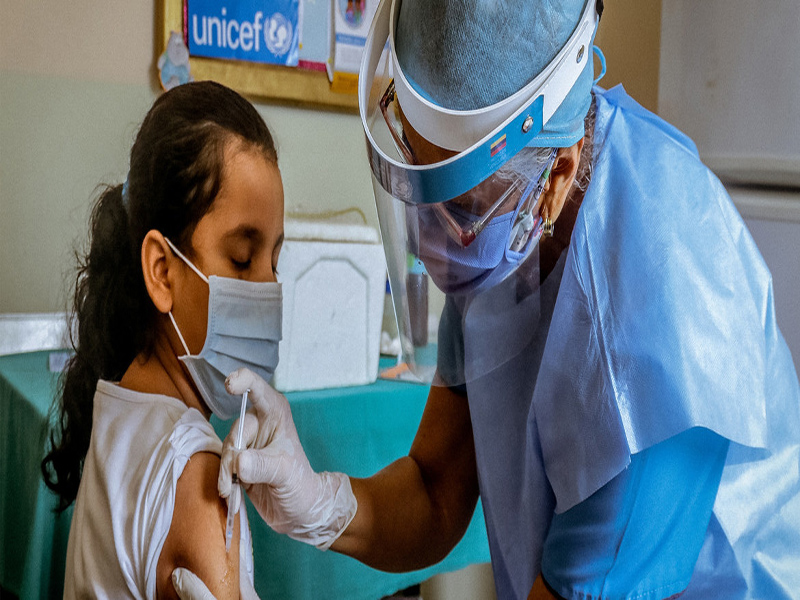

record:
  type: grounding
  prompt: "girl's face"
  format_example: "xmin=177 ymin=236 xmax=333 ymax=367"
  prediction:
xmin=171 ymin=142 xmax=284 ymax=354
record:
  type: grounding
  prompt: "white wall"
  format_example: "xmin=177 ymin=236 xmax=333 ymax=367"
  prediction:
xmin=658 ymin=0 xmax=800 ymax=376
xmin=659 ymin=0 xmax=800 ymax=187
xmin=0 ymin=0 xmax=376 ymax=314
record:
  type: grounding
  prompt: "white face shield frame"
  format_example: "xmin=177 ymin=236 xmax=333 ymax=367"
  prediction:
xmin=359 ymin=0 xmax=600 ymax=206
xmin=359 ymin=0 xmax=600 ymax=383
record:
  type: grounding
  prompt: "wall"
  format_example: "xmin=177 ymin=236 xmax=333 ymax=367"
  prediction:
xmin=659 ymin=0 xmax=800 ymax=187
xmin=0 ymin=0 xmax=662 ymax=315
xmin=0 ymin=0 xmax=376 ymax=314
xmin=594 ymin=0 xmax=662 ymax=112
xmin=657 ymin=0 xmax=800 ymax=375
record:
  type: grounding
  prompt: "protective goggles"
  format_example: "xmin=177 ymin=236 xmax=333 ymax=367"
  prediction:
xmin=380 ymin=79 xmax=558 ymax=249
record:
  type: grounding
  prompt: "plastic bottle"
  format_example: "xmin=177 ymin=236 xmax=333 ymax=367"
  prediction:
xmin=406 ymin=255 xmax=428 ymax=348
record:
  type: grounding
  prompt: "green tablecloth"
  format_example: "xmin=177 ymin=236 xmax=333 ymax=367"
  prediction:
xmin=0 ymin=351 xmax=490 ymax=599
xmin=0 ymin=351 xmax=73 ymax=599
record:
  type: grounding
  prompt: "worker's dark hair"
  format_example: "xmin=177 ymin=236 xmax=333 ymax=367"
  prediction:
xmin=42 ymin=81 xmax=278 ymax=511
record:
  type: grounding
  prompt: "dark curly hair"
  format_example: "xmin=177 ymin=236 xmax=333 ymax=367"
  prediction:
xmin=41 ymin=81 xmax=278 ymax=511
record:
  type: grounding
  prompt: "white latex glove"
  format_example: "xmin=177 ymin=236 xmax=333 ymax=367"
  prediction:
xmin=171 ymin=567 xmax=260 ymax=600
xmin=219 ymin=368 xmax=357 ymax=550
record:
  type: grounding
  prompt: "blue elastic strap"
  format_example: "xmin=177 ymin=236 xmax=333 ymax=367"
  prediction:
xmin=593 ymin=45 xmax=607 ymax=85
xmin=541 ymin=427 xmax=729 ymax=600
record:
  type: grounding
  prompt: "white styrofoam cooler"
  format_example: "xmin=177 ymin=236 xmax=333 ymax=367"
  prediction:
xmin=272 ymin=219 xmax=386 ymax=392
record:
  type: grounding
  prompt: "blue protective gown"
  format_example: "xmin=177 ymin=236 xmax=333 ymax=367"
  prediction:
xmin=437 ymin=85 xmax=800 ymax=599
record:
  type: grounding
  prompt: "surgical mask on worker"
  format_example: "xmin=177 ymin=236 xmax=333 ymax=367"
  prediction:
xmin=417 ymin=205 xmax=519 ymax=295
xmin=416 ymin=154 xmax=553 ymax=295
xmin=164 ymin=237 xmax=282 ymax=420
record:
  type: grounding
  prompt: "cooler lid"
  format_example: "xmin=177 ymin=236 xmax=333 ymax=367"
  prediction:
xmin=284 ymin=218 xmax=380 ymax=244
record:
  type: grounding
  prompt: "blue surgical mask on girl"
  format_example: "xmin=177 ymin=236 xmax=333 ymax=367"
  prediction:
xmin=164 ymin=237 xmax=282 ymax=420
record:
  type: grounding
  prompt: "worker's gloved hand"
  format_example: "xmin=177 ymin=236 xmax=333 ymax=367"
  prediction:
xmin=219 ymin=368 xmax=357 ymax=550
xmin=171 ymin=567 xmax=260 ymax=600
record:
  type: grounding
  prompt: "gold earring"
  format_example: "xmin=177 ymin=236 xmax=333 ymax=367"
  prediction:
xmin=542 ymin=217 xmax=554 ymax=237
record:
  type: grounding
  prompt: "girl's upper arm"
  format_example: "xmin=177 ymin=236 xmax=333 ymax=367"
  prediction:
xmin=156 ymin=451 xmax=240 ymax=600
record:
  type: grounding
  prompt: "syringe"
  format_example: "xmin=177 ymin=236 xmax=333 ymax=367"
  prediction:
xmin=225 ymin=388 xmax=249 ymax=553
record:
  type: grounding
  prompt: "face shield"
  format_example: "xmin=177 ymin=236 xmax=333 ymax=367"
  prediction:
xmin=360 ymin=0 xmax=600 ymax=383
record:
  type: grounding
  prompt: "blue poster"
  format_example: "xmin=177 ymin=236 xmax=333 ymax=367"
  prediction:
xmin=188 ymin=0 xmax=300 ymax=66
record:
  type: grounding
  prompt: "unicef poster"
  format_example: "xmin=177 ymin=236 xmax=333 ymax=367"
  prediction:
xmin=187 ymin=0 xmax=300 ymax=66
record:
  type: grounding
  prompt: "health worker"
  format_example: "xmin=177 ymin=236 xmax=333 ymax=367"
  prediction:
xmin=173 ymin=0 xmax=800 ymax=598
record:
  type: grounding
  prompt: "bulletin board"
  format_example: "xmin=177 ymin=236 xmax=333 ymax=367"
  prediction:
xmin=158 ymin=0 xmax=359 ymax=111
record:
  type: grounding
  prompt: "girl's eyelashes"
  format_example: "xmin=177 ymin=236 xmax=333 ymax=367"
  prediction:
xmin=231 ymin=258 xmax=252 ymax=270
xmin=272 ymin=242 xmax=283 ymax=278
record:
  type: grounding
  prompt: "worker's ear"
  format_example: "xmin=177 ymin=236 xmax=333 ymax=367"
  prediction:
xmin=539 ymin=138 xmax=585 ymax=224
xmin=141 ymin=230 xmax=176 ymax=315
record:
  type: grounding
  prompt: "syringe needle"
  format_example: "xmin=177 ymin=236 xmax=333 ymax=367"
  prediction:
xmin=225 ymin=389 xmax=249 ymax=553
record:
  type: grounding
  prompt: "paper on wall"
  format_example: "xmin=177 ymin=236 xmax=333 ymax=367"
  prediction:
xmin=297 ymin=0 xmax=332 ymax=72
xmin=329 ymin=0 xmax=378 ymax=93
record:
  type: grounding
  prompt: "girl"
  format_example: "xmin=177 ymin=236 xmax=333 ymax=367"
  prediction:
xmin=42 ymin=80 xmax=284 ymax=599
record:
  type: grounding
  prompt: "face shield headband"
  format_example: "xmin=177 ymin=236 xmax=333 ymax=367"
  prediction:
xmin=358 ymin=0 xmax=601 ymax=208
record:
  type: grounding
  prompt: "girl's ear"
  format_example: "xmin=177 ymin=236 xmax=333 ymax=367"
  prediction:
xmin=539 ymin=138 xmax=585 ymax=224
xmin=141 ymin=230 xmax=176 ymax=315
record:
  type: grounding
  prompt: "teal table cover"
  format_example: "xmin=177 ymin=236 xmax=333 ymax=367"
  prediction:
xmin=0 ymin=351 xmax=490 ymax=599
xmin=0 ymin=351 xmax=73 ymax=599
